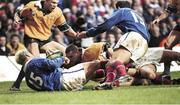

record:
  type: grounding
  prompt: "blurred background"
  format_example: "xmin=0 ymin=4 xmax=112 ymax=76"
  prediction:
xmin=0 ymin=0 xmax=180 ymax=56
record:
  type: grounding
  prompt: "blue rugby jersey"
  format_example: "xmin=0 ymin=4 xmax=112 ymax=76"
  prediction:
xmin=87 ymin=8 xmax=150 ymax=42
xmin=25 ymin=57 xmax=64 ymax=91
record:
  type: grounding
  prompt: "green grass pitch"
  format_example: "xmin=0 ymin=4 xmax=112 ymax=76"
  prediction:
xmin=0 ymin=72 xmax=180 ymax=104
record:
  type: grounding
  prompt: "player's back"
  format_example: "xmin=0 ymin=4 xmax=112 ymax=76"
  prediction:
xmin=24 ymin=58 xmax=62 ymax=91
xmin=114 ymin=8 xmax=150 ymax=41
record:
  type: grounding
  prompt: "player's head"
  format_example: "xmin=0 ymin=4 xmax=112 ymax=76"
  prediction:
xmin=115 ymin=0 xmax=132 ymax=9
xmin=15 ymin=50 xmax=33 ymax=65
xmin=44 ymin=0 xmax=58 ymax=12
xmin=65 ymin=44 xmax=81 ymax=64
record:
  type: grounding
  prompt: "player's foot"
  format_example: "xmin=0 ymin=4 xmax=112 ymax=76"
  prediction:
xmin=113 ymin=75 xmax=132 ymax=87
xmin=92 ymin=83 xmax=113 ymax=90
xmin=9 ymin=87 xmax=21 ymax=91
xmin=172 ymin=78 xmax=180 ymax=85
xmin=161 ymin=75 xmax=172 ymax=85
xmin=162 ymin=74 xmax=171 ymax=80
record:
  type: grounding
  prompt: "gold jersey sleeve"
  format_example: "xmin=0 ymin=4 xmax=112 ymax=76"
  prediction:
xmin=54 ymin=8 xmax=66 ymax=26
xmin=82 ymin=42 xmax=105 ymax=62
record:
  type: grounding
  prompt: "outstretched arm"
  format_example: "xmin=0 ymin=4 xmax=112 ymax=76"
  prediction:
xmin=153 ymin=11 xmax=169 ymax=24
xmin=153 ymin=4 xmax=177 ymax=24
xmin=57 ymin=23 xmax=78 ymax=38
xmin=45 ymin=57 xmax=65 ymax=70
xmin=78 ymin=10 xmax=123 ymax=38
xmin=45 ymin=56 xmax=70 ymax=70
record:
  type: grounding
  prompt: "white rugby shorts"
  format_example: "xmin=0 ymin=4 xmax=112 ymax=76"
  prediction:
xmin=114 ymin=31 xmax=148 ymax=62
xmin=60 ymin=63 xmax=86 ymax=91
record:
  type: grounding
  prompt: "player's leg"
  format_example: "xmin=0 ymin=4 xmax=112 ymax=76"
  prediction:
xmin=125 ymin=65 xmax=155 ymax=86
xmin=161 ymin=49 xmax=180 ymax=75
xmin=163 ymin=28 xmax=180 ymax=75
xmin=40 ymin=41 xmax=66 ymax=55
xmin=83 ymin=60 xmax=104 ymax=82
xmin=60 ymin=61 xmax=102 ymax=91
xmin=107 ymin=32 xmax=148 ymax=83
xmin=160 ymin=50 xmax=180 ymax=63
xmin=10 ymin=37 xmax=40 ymax=91
xmin=93 ymin=32 xmax=148 ymax=90
xmin=92 ymin=59 xmax=129 ymax=90
xmin=10 ymin=66 xmax=25 ymax=91
xmin=24 ymin=35 xmax=40 ymax=57
xmin=101 ymin=39 xmax=134 ymax=86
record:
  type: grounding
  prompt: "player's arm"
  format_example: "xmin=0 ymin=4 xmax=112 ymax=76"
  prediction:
xmin=14 ymin=3 xmax=25 ymax=25
xmin=153 ymin=4 xmax=177 ymax=24
xmin=14 ymin=2 xmax=33 ymax=25
xmin=57 ymin=23 xmax=77 ymax=38
xmin=45 ymin=57 xmax=65 ymax=70
xmin=55 ymin=9 xmax=78 ymax=38
xmin=153 ymin=11 xmax=169 ymax=24
xmin=79 ymin=10 xmax=123 ymax=38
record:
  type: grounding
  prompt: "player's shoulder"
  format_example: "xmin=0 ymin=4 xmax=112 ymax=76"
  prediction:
xmin=53 ymin=7 xmax=63 ymax=15
xmin=115 ymin=8 xmax=132 ymax=14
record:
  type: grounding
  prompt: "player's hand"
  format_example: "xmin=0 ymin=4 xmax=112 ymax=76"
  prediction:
xmin=64 ymin=57 xmax=70 ymax=64
xmin=75 ymin=32 xmax=80 ymax=39
xmin=78 ymin=31 xmax=87 ymax=38
xmin=152 ymin=18 xmax=160 ymax=24
xmin=46 ymin=49 xmax=54 ymax=56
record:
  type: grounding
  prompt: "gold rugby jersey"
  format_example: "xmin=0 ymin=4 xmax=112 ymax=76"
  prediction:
xmin=20 ymin=1 xmax=66 ymax=40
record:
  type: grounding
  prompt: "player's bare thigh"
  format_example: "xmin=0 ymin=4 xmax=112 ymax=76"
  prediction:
xmin=83 ymin=60 xmax=102 ymax=81
xmin=40 ymin=41 xmax=66 ymax=55
xmin=111 ymin=47 xmax=132 ymax=64
xmin=160 ymin=49 xmax=180 ymax=63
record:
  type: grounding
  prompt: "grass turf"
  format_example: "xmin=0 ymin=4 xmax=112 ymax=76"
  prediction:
xmin=0 ymin=72 xmax=180 ymax=104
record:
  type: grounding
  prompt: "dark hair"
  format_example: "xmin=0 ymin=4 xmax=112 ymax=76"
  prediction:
xmin=0 ymin=30 xmax=7 ymax=37
xmin=65 ymin=44 xmax=79 ymax=53
xmin=116 ymin=0 xmax=131 ymax=9
xmin=10 ymin=34 xmax=20 ymax=40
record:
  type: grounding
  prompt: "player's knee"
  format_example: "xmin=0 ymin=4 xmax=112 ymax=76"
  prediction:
xmin=105 ymin=60 xmax=123 ymax=72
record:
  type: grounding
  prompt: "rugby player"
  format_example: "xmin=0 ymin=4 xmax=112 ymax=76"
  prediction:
xmin=10 ymin=50 xmax=109 ymax=91
xmin=153 ymin=0 xmax=180 ymax=76
xmin=14 ymin=0 xmax=77 ymax=56
xmin=78 ymin=0 xmax=150 ymax=89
